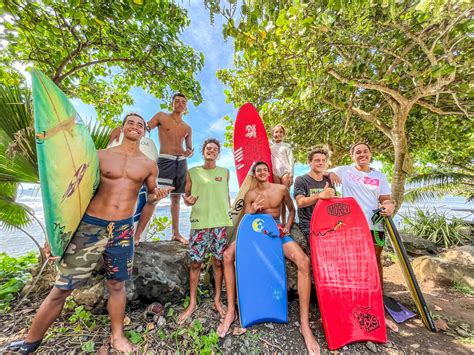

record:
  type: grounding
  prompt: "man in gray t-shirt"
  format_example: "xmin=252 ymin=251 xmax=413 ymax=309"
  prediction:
xmin=294 ymin=147 xmax=335 ymax=238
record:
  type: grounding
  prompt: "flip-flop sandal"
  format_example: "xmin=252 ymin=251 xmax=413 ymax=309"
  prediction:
xmin=5 ymin=339 xmax=42 ymax=354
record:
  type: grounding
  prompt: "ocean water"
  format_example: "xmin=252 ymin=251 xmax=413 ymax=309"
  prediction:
xmin=1 ymin=188 xmax=472 ymax=257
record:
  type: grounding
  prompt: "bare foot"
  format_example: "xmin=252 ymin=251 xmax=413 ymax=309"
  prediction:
xmin=172 ymin=233 xmax=189 ymax=245
xmin=214 ymin=300 xmax=227 ymax=319
xmin=111 ymin=335 xmax=136 ymax=354
xmin=178 ymin=303 xmax=196 ymax=325
xmin=300 ymin=325 xmax=321 ymax=355
xmin=385 ymin=317 xmax=399 ymax=332
xmin=217 ymin=309 xmax=237 ymax=338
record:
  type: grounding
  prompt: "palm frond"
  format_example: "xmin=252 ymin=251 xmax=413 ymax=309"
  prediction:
xmin=0 ymin=197 xmax=33 ymax=230
xmin=405 ymin=171 xmax=474 ymax=202
xmin=0 ymin=83 xmax=33 ymax=141
xmin=87 ymin=121 xmax=112 ymax=150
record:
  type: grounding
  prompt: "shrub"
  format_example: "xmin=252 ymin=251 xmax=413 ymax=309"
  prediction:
xmin=401 ymin=208 xmax=471 ymax=248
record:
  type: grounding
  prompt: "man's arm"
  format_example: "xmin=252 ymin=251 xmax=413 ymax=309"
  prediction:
xmin=183 ymin=126 xmax=193 ymax=157
xmin=135 ymin=162 xmax=172 ymax=245
xmin=182 ymin=172 xmax=198 ymax=206
xmin=379 ymin=195 xmax=395 ymax=216
xmin=147 ymin=112 xmax=163 ymax=131
xmin=244 ymin=190 xmax=263 ymax=214
xmin=295 ymin=182 xmax=335 ymax=208
xmin=283 ymin=188 xmax=295 ymax=231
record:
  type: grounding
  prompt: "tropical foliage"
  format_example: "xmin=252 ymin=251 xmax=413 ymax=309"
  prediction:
xmin=0 ymin=251 xmax=37 ymax=312
xmin=404 ymin=166 xmax=474 ymax=202
xmin=401 ymin=208 xmax=471 ymax=248
xmin=0 ymin=0 xmax=203 ymax=122
xmin=206 ymin=0 xmax=473 ymax=206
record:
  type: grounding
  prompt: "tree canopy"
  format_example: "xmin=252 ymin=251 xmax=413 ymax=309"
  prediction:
xmin=0 ymin=0 xmax=204 ymax=123
xmin=206 ymin=0 xmax=473 ymax=205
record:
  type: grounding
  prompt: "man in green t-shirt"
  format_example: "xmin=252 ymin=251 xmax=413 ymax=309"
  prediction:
xmin=178 ymin=138 xmax=232 ymax=324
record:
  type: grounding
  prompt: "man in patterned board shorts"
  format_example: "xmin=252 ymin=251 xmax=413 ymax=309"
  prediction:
xmin=177 ymin=138 xmax=232 ymax=324
xmin=7 ymin=114 xmax=172 ymax=354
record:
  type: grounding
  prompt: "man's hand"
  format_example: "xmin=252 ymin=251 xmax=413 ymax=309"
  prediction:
xmin=183 ymin=147 xmax=194 ymax=158
xmin=379 ymin=200 xmax=395 ymax=217
xmin=148 ymin=186 xmax=174 ymax=204
xmin=250 ymin=195 xmax=265 ymax=213
xmin=109 ymin=127 xmax=122 ymax=144
xmin=182 ymin=194 xmax=199 ymax=206
xmin=318 ymin=182 xmax=336 ymax=199
xmin=327 ymin=172 xmax=341 ymax=186
xmin=134 ymin=235 xmax=141 ymax=247
xmin=43 ymin=242 xmax=59 ymax=261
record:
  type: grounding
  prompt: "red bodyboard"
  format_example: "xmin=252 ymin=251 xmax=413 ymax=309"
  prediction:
xmin=233 ymin=103 xmax=273 ymax=187
xmin=310 ymin=197 xmax=386 ymax=350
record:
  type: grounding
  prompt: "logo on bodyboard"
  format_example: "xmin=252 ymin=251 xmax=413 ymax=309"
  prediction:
xmin=252 ymin=218 xmax=265 ymax=232
xmin=234 ymin=199 xmax=244 ymax=212
xmin=327 ymin=203 xmax=351 ymax=217
xmin=354 ymin=307 xmax=380 ymax=333
xmin=245 ymin=124 xmax=257 ymax=138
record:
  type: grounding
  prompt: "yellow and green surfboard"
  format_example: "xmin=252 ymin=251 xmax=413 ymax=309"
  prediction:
xmin=32 ymin=69 xmax=100 ymax=257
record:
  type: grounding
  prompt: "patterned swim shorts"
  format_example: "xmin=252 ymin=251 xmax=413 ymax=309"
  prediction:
xmin=189 ymin=227 xmax=228 ymax=263
xmin=55 ymin=214 xmax=134 ymax=290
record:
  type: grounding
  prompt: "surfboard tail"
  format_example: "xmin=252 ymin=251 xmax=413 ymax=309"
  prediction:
xmin=382 ymin=214 xmax=437 ymax=332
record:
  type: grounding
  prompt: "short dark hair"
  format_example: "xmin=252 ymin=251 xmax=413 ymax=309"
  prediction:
xmin=122 ymin=112 xmax=146 ymax=128
xmin=308 ymin=147 xmax=329 ymax=162
xmin=252 ymin=161 xmax=270 ymax=174
xmin=201 ymin=138 xmax=221 ymax=155
xmin=350 ymin=142 xmax=371 ymax=155
xmin=172 ymin=93 xmax=187 ymax=101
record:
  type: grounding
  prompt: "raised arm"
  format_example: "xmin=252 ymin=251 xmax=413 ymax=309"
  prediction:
xmin=147 ymin=111 xmax=163 ymax=131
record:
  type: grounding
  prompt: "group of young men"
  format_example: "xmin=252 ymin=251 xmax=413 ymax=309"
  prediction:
xmin=8 ymin=93 xmax=390 ymax=355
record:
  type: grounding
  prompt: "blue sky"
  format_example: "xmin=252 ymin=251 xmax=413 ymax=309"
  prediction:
xmin=59 ymin=2 xmax=308 ymax=192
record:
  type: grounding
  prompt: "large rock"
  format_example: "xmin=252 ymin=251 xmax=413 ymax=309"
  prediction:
xmin=129 ymin=241 xmax=190 ymax=303
xmin=70 ymin=241 xmax=190 ymax=311
xmin=412 ymin=246 xmax=474 ymax=287
xmin=386 ymin=232 xmax=438 ymax=256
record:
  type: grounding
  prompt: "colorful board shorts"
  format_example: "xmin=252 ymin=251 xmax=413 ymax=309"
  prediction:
xmin=189 ymin=227 xmax=228 ymax=263
xmin=273 ymin=218 xmax=295 ymax=244
xmin=55 ymin=214 xmax=134 ymax=290
xmin=157 ymin=154 xmax=187 ymax=194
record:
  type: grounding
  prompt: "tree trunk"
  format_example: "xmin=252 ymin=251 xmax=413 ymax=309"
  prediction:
xmin=390 ymin=111 xmax=411 ymax=211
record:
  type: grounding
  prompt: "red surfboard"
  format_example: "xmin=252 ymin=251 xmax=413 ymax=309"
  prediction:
xmin=233 ymin=103 xmax=273 ymax=187
xmin=310 ymin=197 xmax=386 ymax=350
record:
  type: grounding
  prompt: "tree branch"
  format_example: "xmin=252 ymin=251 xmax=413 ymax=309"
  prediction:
xmin=327 ymin=68 xmax=407 ymax=104
xmin=57 ymin=57 xmax=143 ymax=82
xmin=416 ymin=100 xmax=471 ymax=116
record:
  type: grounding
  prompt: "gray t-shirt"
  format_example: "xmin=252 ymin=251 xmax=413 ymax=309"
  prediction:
xmin=293 ymin=174 xmax=333 ymax=237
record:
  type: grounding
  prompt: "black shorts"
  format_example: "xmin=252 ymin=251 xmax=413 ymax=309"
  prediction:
xmin=157 ymin=154 xmax=187 ymax=194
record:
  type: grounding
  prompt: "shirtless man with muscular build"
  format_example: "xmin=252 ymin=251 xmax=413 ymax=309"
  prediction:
xmin=7 ymin=114 xmax=171 ymax=354
xmin=217 ymin=161 xmax=321 ymax=355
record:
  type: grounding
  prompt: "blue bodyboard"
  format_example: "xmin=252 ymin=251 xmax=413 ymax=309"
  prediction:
xmin=235 ymin=214 xmax=288 ymax=327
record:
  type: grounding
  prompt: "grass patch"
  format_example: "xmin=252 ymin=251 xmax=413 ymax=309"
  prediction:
xmin=451 ymin=281 xmax=474 ymax=296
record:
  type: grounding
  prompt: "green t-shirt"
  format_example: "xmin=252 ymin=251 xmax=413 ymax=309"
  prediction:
xmin=189 ymin=166 xmax=232 ymax=229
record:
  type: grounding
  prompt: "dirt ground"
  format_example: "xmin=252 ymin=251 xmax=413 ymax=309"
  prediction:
xmin=0 ymin=263 xmax=472 ymax=354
